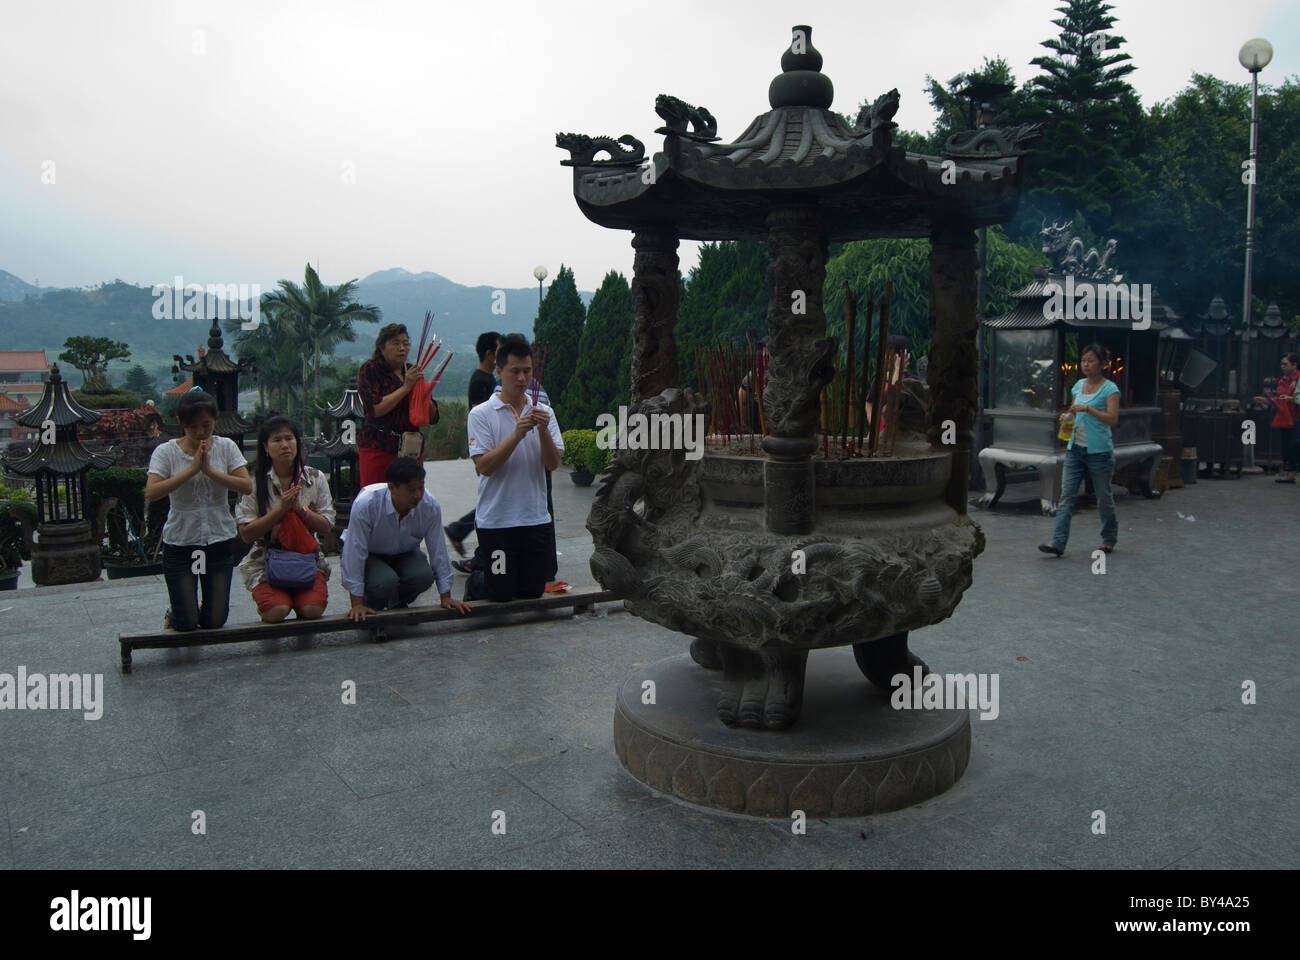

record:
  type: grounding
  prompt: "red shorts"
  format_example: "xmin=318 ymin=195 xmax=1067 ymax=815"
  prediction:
xmin=252 ymin=571 xmax=329 ymax=616
xmin=359 ymin=446 xmax=396 ymax=487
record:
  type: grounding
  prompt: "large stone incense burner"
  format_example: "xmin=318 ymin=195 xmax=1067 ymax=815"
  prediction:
xmin=561 ymin=26 xmax=1035 ymax=815
xmin=589 ymin=389 xmax=984 ymax=732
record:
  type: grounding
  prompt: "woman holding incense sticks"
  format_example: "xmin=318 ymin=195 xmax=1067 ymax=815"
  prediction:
xmin=235 ymin=416 xmax=335 ymax=622
xmin=358 ymin=323 xmax=440 ymax=486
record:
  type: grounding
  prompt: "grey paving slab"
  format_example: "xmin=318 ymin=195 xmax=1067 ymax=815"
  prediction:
xmin=206 ymin=766 xmax=577 ymax=868
xmin=305 ymin=703 xmax=577 ymax=799
xmin=0 ymin=706 xmax=167 ymax=803
xmin=6 ymin=748 xmax=354 ymax=869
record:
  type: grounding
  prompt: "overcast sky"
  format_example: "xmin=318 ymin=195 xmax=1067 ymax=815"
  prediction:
xmin=1 ymin=0 xmax=1295 ymax=297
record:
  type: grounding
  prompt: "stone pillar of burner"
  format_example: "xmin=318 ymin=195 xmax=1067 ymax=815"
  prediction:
xmin=629 ymin=230 xmax=680 ymax=403
xmin=761 ymin=204 xmax=835 ymax=535
xmin=927 ymin=221 xmax=979 ymax=515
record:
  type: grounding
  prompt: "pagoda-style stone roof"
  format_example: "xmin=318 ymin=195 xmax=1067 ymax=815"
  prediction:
xmin=3 ymin=437 xmax=114 ymax=476
xmin=175 ymin=318 xmax=253 ymax=378
xmin=317 ymin=381 xmax=364 ymax=420
xmin=986 ymin=225 xmax=1178 ymax=331
xmin=14 ymin=364 xmax=102 ymax=428
xmin=315 ymin=437 xmax=358 ymax=459
xmin=558 ymin=26 xmax=1039 ymax=241
xmin=159 ymin=410 xmax=253 ymax=440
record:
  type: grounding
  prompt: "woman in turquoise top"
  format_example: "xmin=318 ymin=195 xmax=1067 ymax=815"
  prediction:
xmin=1039 ymin=343 xmax=1121 ymax=557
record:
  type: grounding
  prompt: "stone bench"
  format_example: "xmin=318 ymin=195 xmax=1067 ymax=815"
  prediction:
xmin=977 ymin=442 xmax=1163 ymax=515
xmin=117 ymin=588 xmax=620 ymax=672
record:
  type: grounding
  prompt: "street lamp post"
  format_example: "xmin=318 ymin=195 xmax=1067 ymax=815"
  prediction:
xmin=1239 ymin=38 xmax=1271 ymax=469
xmin=533 ymin=265 xmax=548 ymax=317
xmin=1238 ymin=38 xmax=1272 ymax=397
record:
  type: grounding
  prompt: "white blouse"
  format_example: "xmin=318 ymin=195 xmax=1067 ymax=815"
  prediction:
xmin=148 ymin=436 xmax=247 ymax=546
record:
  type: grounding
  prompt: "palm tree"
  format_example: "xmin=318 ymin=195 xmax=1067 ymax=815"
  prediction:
xmin=257 ymin=264 xmax=381 ymax=429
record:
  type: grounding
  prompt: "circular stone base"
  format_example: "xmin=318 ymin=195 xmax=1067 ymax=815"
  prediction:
xmin=614 ymin=649 xmax=970 ymax=817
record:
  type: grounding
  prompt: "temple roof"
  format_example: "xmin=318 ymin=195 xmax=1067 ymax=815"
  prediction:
xmin=315 ymin=437 xmax=358 ymax=459
xmin=175 ymin=319 xmax=252 ymax=376
xmin=559 ymin=26 xmax=1038 ymax=240
xmin=14 ymin=364 xmax=102 ymax=428
xmin=317 ymin=382 xmax=364 ymax=420
xmin=159 ymin=410 xmax=253 ymax=439
xmin=2 ymin=437 xmax=115 ymax=475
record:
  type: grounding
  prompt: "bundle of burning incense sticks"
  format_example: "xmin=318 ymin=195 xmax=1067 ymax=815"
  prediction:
xmin=415 ymin=336 xmax=441 ymax=373
xmin=531 ymin=345 xmax=548 ymax=406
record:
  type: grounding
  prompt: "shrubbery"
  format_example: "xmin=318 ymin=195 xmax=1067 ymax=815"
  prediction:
xmin=420 ymin=399 xmax=469 ymax=461
xmin=560 ymin=429 xmax=612 ymax=475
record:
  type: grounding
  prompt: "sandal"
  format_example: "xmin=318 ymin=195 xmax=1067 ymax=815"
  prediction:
xmin=451 ymin=559 xmax=473 ymax=574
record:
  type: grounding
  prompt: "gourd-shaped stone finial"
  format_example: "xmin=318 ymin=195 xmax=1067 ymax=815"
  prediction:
xmin=769 ymin=25 xmax=833 ymax=109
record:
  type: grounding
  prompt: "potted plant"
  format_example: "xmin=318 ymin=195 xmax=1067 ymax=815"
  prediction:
xmin=87 ymin=467 xmax=168 ymax=578
xmin=561 ymin=429 xmax=596 ymax=486
xmin=0 ymin=486 xmax=34 ymax=590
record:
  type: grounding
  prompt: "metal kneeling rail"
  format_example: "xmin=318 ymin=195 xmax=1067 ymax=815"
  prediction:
xmin=117 ymin=589 xmax=620 ymax=673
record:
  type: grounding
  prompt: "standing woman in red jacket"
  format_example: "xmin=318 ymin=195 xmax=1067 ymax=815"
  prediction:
xmin=1256 ymin=352 xmax=1299 ymax=483
xmin=357 ymin=323 xmax=440 ymax=487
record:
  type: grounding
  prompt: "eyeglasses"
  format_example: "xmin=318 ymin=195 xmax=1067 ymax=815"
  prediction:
xmin=388 ymin=340 xmax=411 ymax=348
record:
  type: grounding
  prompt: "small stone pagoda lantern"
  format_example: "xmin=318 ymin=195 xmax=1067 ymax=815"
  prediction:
xmin=1 ymin=364 xmax=115 ymax=584
xmin=169 ymin=319 xmax=255 ymax=448
xmin=314 ymin=378 xmax=363 ymax=545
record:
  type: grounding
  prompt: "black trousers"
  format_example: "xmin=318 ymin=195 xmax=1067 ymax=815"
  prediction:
xmin=445 ymin=509 xmax=476 ymax=543
xmin=466 ymin=523 xmax=552 ymax=602
xmin=363 ymin=550 xmax=435 ymax=609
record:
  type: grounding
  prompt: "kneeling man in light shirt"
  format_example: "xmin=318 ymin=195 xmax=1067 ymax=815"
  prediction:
xmin=464 ymin=334 xmax=563 ymax=602
xmin=341 ymin=456 xmax=472 ymax=621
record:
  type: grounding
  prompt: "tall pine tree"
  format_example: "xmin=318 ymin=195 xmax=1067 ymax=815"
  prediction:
xmin=532 ymin=264 xmax=585 ymax=422
xmin=1023 ymin=0 xmax=1145 ymax=238
xmin=562 ymin=270 xmax=634 ymax=429
xmin=676 ymin=240 xmax=769 ymax=387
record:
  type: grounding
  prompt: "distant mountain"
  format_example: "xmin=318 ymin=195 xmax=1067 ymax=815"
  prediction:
xmin=0 ymin=269 xmax=595 ymax=393
xmin=0 ymin=269 xmax=49 ymax=301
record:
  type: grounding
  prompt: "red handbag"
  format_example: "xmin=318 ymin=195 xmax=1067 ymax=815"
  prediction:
xmin=276 ymin=508 xmax=319 ymax=554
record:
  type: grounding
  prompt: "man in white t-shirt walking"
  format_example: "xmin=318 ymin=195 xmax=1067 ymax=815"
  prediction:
xmin=463 ymin=334 xmax=564 ymax=602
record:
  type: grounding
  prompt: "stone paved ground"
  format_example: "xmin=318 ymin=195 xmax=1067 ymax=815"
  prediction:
xmin=0 ymin=459 xmax=1295 ymax=869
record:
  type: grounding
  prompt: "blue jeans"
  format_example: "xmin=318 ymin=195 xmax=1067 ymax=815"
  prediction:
xmin=162 ymin=538 xmax=236 ymax=631
xmin=1052 ymin=447 xmax=1118 ymax=549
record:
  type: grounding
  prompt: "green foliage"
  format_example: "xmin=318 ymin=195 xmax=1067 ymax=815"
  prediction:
xmin=0 ymin=505 xmax=27 ymax=570
xmin=85 ymin=467 xmax=167 ymax=561
xmin=560 ymin=428 xmax=610 ymax=475
xmin=73 ymin=389 xmax=143 ymax=410
xmin=420 ymin=399 xmax=469 ymax=461
xmin=59 ymin=335 xmax=132 ymax=392
xmin=1129 ymin=74 xmax=1300 ymax=320
xmin=122 ymin=364 xmax=157 ymax=400
xmin=823 ymin=239 xmax=933 ymax=368
xmin=562 ymin=271 xmax=633 ymax=430
xmin=534 ymin=265 xmax=586 ymax=422
xmin=677 ymin=241 xmax=768 ymax=387
xmin=1019 ymin=0 xmax=1145 ymax=238
xmin=230 ymin=263 xmax=380 ymax=431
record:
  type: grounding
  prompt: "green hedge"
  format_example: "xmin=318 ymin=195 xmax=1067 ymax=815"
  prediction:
xmin=73 ymin=389 xmax=143 ymax=410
